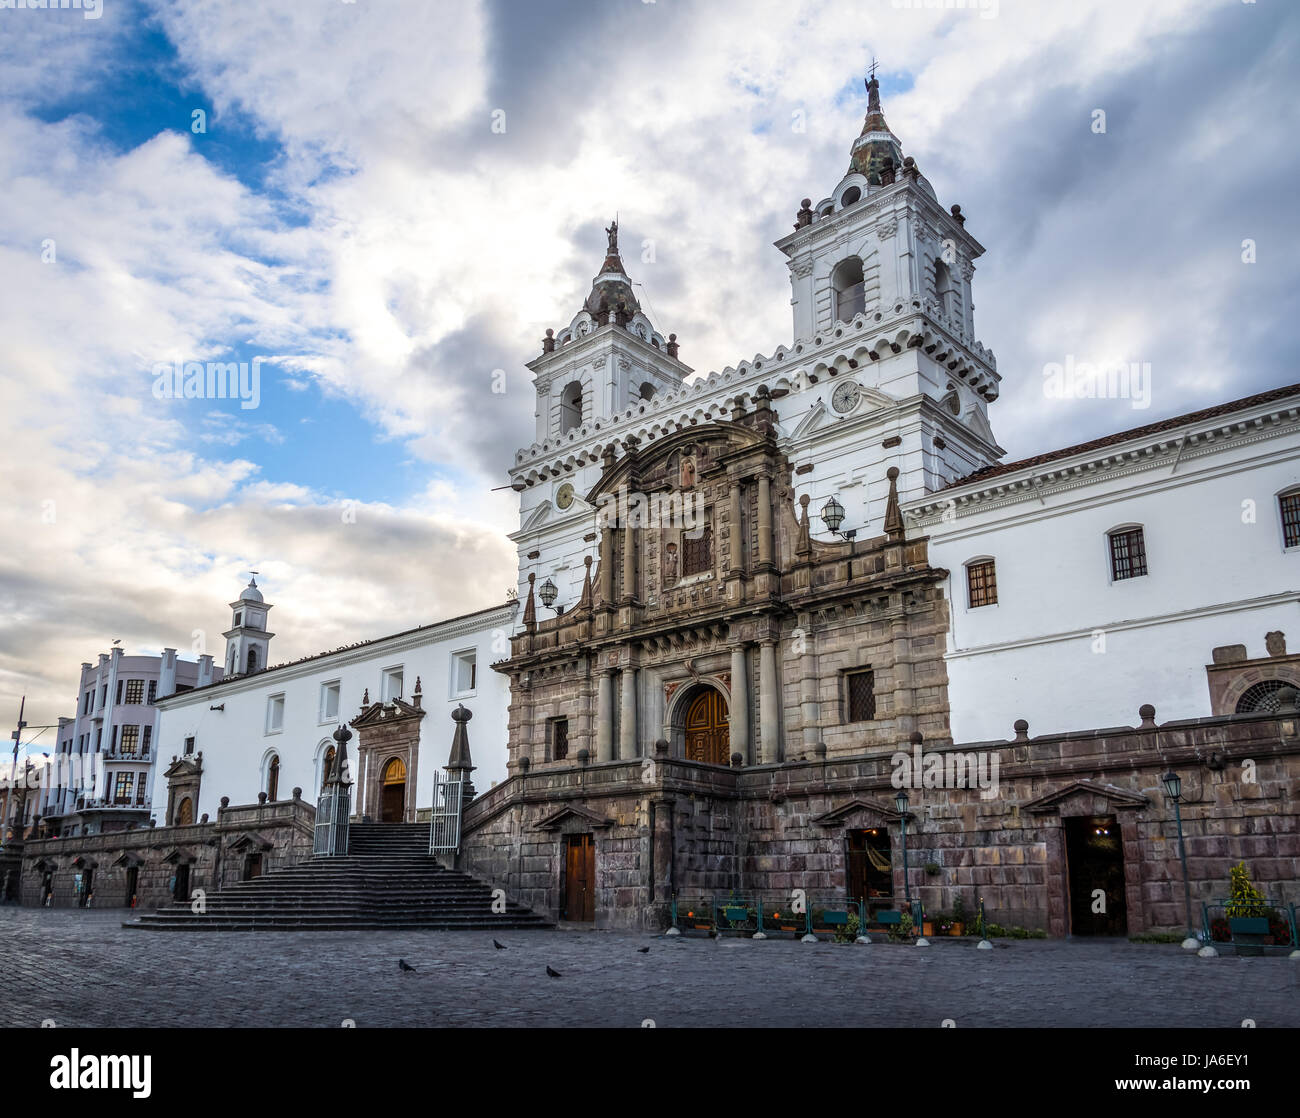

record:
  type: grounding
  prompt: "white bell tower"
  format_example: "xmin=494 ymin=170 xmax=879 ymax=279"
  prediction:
xmin=774 ymin=71 xmax=1001 ymax=436
xmin=223 ymin=576 xmax=275 ymax=677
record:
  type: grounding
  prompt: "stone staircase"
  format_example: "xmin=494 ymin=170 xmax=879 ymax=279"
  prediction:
xmin=124 ymin=824 xmax=550 ymax=931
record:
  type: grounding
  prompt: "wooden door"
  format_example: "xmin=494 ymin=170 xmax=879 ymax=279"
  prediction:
xmin=564 ymin=834 xmax=595 ymax=922
xmin=684 ymin=690 xmax=729 ymax=765
xmin=380 ymin=757 xmax=406 ymax=823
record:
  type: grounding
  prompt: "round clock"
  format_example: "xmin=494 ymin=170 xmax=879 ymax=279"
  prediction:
xmin=831 ymin=380 xmax=862 ymax=414
xmin=555 ymin=482 xmax=575 ymax=510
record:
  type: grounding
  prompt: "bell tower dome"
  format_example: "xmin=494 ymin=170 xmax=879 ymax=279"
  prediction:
xmin=222 ymin=575 xmax=275 ymax=677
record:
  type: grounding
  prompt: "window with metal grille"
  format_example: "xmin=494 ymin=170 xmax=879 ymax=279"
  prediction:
xmin=966 ymin=559 xmax=998 ymax=608
xmin=1235 ymin=680 xmax=1294 ymax=714
xmin=124 ymin=679 xmax=144 ymax=704
xmin=549 ymin=717 xmax=569 ymax=761
xmin=119 ymin=725 xmax=139 ymax=757
xmin=1281 ymin=493 xmax=1300 ymax=548
xmin=1108 ymin=528 xmax=1148 ymax=580
xmin=141 ymin=726 xmax=152 ymax=757
xmin=845 ymin=669 xmax=876 ymax=723
xmin=147 ymin=679 xmax=157 ymax=704
xmin=681 ymin=525 xmax=713 ymax=576
xmin=113 ymin=772 xmax=134 ymax=804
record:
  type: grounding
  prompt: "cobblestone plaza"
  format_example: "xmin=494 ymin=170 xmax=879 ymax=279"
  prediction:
xmin=3 ymin=909 xmax=1296 ymax=1029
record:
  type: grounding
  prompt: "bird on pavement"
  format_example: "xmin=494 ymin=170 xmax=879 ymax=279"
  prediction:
xmin=546 ymin=966 xmax=562 ymax=978
xmin=492 ymin=939 xmax=507 ymax=950
xmin=637 ymin=946 xmax=650 ymax=953
xmin=398 ymin=959 xmax=416 ymax=972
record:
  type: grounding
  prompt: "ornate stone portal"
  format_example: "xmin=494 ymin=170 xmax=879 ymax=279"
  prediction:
xmin=350 ymin=682 xmax=426 ymax=824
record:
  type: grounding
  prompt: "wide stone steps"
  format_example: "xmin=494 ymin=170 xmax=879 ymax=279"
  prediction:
xmin=124 ymin=830 xmax=549 ymax=931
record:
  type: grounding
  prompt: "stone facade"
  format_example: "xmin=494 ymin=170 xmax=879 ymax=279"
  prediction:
xmin=459 ymin=703 xmax=1300 ymax=934
xmin=16 ymin=796 xmax=314 ymax=911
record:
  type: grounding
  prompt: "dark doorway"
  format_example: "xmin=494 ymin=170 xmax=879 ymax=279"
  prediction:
xmin=380 ymin=757 xmax=406 ymax=823
xmin=172 ymin=863 xmax=190 ymax=904
xmin=683 ymin=689 xmax=729 ymax=765
xmin=563 ymin=833 xmax=595 ymax=922
xmin=846 ymin=828 xmax=893 ymax=909
xmin=41 ymin=872 xmax=53 ymax=906
xmin=124 ymin=866 xmax=138 ymax=907
xmin=1065 ymin=815 xmax=1127 ymax=935
xmin=244 ymin=853 xmax=263 ymax=881
xmin=77 ymin=868 xmax=94 ymax=908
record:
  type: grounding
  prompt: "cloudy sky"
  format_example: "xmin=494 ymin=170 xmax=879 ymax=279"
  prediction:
xmin=1 ymin=0 xmax=1295 ymax=744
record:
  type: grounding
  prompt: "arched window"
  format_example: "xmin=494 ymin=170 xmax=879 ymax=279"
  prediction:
xmin=840 ymin=185 xmax=861 ymax=207
xmin=227 ymin=648 xmax=237 ymax=675
xmin=319 ymin=744 xmax=336 ymax=792
xmin=1235 ymin=680 xmax=1293 ymax=714
xmin=265 ymin=753 xmax=280 ymax=801
xmin=246 ymin=647 xmax=258 ymax=674
xmin=965 ymin=557 xmax=998 ymax=608
xmin=934 ymin=259 xmax=955 ymax=315
xmin=559 ymin=381 xmax=583 ymax=433
xmin=831 ymin=257 xmax=865 ymax=324
xmin=639 ymin=381 xmax=655 ymax=401
xmin=1107 ymin=525 xmax=1148 ymax=581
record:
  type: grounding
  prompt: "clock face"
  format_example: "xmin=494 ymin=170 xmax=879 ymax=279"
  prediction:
xmin=555 ymin=482 xmax=575 ymax=510
xmin=831 ymin=380 xmax=862 ymax=414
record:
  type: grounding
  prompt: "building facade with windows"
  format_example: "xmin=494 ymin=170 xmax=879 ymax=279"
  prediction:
xmin=38 ymin=647 xmax=220 ymax=838
xmin=903 ymin=384 xmax=1300 ymax=742
xmin=149 ymin=595 xmax=514 ymax=828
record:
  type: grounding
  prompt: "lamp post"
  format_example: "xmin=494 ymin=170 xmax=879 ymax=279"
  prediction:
xmin=819 ymin=496 xmax=857 ymax=541
xmin=894 ymin=788 xmax=911 ymax=913
xmin=1162 ymin=769 xmax=1198 ymax=949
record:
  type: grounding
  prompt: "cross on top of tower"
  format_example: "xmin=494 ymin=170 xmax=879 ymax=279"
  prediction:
xmin=867 ymin=57 xmax=879 ymax=83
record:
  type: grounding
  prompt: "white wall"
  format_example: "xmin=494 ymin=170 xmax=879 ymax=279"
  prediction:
xmin=151 ymin=606 xmax=515 ymax=824
xmin=910 ymin=417 xmax=1300 ymax=742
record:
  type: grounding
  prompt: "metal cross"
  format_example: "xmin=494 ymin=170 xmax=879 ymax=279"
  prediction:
xmin=867 ymin=57 xmax=879 ymax=83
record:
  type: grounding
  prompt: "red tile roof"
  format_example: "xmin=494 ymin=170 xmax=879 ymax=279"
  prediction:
xmin=941 ymin=382 xmax=1300 ymax=492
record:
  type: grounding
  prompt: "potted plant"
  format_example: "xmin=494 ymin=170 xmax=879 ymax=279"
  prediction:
xmin=951 ymin=896 xmax=968 ymax=936
xmin=1225 ymin=862 xmax=1271 ymax=955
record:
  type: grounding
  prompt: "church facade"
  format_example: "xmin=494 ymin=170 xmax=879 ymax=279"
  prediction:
xmin=458 ymin=77 xmax=1300 ymax=934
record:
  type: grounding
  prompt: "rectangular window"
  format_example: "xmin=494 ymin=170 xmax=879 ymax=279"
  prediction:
xmin=845 ymin=668 xmax=876 ymax=723
xmin=116 ymin=680 xmax=123 ymax=705
xmin=113 ymin=772 xmax=134 ymax=804
xmin=967 ymin=560 xmax=998 ymax=608
xmin=234 ymin=611 xmax=242 ymax=627
xmin=266 ymin=694 xmax=285 ymax=734
xmin=83 ymin=691 xmax=93 ymax=715
xmin=452 ymin=651 xmax=477 ymax=696
xmin=141 ymin=726 xmax=152 ymax=757
xmin=320 ymin=680 xmax=340 ymax=722
xmin=124 ymin=679 xmax=144 ymax=704
xmin=136 ymin=773 xmax=148 ymax=804
xmin=1281 ymin=493 xmax=1300 ymax=548
xmin=382 ymin=667 xmax=404 ymax=702
xmin=111 ymin=725 xmax=119 ymax=749
xmin=548 ymin=717 xmax=569 ymax=761
xmin=183 ymin=736 xmax=195 ymax=755
xmin=146 ymin=680 xmax=158 ymax=705
xmin=681 ymin=524 xmax=713 ymax=576
xmin=119 ymin=725 xmax=139 ymax=757
xmin=1109 ymin=528 xmax=1148 ymax=581
xmin=99 ymin=685 xmax=107 ymax=708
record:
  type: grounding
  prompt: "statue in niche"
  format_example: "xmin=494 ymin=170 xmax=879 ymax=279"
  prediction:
xmin=680 ymin=457 xmax=697 ymax=489
xmin=663 ymin=542 xmax=678 ymax=586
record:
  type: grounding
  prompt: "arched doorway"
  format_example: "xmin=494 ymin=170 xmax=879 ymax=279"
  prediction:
xmin=681 ymin=687 xmax=729 ymax=765
xmin=176 ymin=797 xmax=193 ymax=826
xmin=380 ymin=757 xmax=406 ymax=823
xmin=266 ymin=755 xmax=280 ymax=801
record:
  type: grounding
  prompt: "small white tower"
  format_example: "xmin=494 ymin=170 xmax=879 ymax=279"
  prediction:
xmin=222 ymin=576 xmax=275 ymax=677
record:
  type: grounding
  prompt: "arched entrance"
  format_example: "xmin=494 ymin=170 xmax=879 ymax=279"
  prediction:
xmin=380 ymin=757 xmax=407 ymax=823
xmin=176 ymin=797 xmax=193 ymax=826
xmin=680 ymin=686 xmax=729 ymax=765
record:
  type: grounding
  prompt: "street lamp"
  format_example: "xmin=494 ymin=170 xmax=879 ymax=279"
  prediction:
xmin=538 ymin=576 xmax=564 ymax=615
xmin=894 ymin=788 xmax=912 ymax=914
xmin=1162 ymin=769 xmax=1198 ymax=949
xmin=819 ymin=496 xmax=857 ymax=541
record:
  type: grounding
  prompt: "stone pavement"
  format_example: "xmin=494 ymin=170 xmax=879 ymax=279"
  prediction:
xmin=1 ymin=907 xmax=1297 ymax=1028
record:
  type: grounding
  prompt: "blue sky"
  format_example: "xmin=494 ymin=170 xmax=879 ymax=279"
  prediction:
xmin=2 ymin=0 xmax=1297 ymax=736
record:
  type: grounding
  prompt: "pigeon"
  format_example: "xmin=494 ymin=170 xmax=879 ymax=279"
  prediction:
xmin=637 ymin=946 xmax=650 ymax=953
xmin=492 ymin=939 xmax=507 ymax=950
xmin=398 ymin=959 xmax=416 ymax=972
xmin=546 ymin=966 xmax=562 ymax=978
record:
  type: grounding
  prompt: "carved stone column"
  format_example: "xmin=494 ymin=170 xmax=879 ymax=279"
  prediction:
xmin=728 ymin=479 xmax=744 ymax=573
xmin=759 ymin=638 xmax=780 ymax=764
xmin=729 ymin=644 xmax=750 ymax=764
xmin=619 ymin=666 xmax=638 ymax=760
xmin=757 ymin=473 xmax=773 ymax=568
xmin=596 ymin=669 xmax=615 ymax=762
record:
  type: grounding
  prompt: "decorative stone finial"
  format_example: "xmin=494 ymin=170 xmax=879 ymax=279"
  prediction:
xmin=884 ymin=466 xmax=904 ymax=542
xmin=1013 ymin=718 xmax=1029 ymax=742
xmin=523 ymin=571 xmax=537 ymax=631
xmin=1138 ymin=704 xmax=1157 ymax=728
